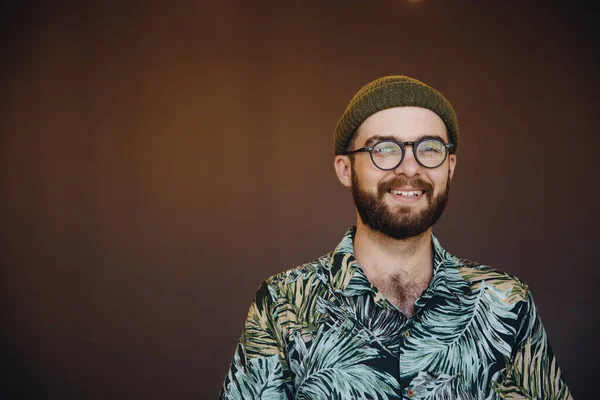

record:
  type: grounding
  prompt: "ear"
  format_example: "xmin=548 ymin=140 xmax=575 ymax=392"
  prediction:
xmin=448 ymin=154 xmax=457 ymax=181
xmin=334 ymin=155 xmax=353 ymax=188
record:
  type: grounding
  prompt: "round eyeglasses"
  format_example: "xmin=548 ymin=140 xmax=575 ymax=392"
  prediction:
xmin=345 ymin=138 xmax=455 ymax=170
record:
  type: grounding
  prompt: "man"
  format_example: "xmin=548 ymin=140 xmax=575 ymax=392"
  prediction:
xmin=220 ymin=76 xmax=572 ymax=399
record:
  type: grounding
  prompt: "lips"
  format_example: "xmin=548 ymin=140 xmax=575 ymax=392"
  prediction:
xmin=380 ymin=177 xmax=432 ymax=199
xmin=390 ymin=189 xmax=423 ymax=197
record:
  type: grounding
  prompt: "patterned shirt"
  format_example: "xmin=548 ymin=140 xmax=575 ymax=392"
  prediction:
xmin=221 ymin=227 xmax=572 ymax=399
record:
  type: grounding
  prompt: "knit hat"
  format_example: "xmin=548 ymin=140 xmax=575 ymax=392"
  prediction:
xmin=334 ymin=75 xmax=459 ymax=155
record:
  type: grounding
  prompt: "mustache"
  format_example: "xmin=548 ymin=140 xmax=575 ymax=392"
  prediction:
xmin=378 ymin=177 xmax=434 ymax=194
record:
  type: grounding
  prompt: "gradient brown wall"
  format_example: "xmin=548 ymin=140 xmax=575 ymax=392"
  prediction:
xmin=1 ymin=1 xmax=598 ymax=398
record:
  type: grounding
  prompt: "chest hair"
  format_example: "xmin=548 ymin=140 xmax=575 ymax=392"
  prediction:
xmin=371 ymin=273 xmax=430 ymax=317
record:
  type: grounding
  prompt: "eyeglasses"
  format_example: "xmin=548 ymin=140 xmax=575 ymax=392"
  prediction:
xmin=345 ymin=137 xmax=454 ymax=170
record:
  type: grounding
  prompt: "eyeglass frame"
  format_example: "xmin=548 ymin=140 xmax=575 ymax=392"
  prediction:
xmin=344 ymin=136 xmax=455 ymax=170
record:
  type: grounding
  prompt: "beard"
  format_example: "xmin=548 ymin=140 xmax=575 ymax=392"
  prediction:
xmin=351 ymin=164 xmax=451 ymax=240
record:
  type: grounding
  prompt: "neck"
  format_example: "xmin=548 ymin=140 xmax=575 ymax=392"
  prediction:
xmin=353 ymin=219 xmax=434 ymax=284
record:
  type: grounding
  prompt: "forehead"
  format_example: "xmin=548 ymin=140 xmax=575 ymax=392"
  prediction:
xmin=353 ymin=106 xmax=448 ymax=145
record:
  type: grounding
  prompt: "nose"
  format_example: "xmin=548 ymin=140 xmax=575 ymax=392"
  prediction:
xmin=394 ymin=145 xmax=420 ymax=177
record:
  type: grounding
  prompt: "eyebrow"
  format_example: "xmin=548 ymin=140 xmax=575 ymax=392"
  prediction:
xmin=363 ymin=134 xmax=446 ymax=147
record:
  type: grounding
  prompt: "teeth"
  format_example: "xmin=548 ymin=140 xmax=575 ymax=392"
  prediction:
xmin=391 ymin=190 xmax=423 ymax=197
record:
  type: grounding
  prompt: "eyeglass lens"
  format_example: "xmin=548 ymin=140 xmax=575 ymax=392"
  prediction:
xmin=371 ymin=140 xmax=447 ymax=169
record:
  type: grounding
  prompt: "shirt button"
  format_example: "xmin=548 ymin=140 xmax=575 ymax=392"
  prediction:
xmin=407 ymin=388 xmax=415 ymax=397
xmin=404 ymin=329 xmax=410 ymax=338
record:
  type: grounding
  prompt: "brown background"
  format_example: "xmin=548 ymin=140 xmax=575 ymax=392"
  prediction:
xmin=1 ymin=1 xmax=598 ymax=399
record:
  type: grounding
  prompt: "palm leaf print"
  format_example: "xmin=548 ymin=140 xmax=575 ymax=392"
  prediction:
xmin=493 ymin=332 xmax=570 ymax=399
xmin=289 ymin=322 xmax=399 ymax=400
xmin=245 ymin=283 xmax=287 ymax=359
xmin=317 ymin=294 xmax=402 ymax=354
xmin=270 ymin=265 xmax=330 ymax=342
xmin=246 ymin=267 xmax=329 ymax=359
xmin=459 ymin=265 xmax=529 ymax=305
xmin=401 ymin=280 xmax=517 ymax=386
xmin=223 ymin=343 xmax=289 ymax=399
xmin=410 ymin=370 xmax=476 ymax=400
xmin=329 ymin=253 xmax=360 ymax=293
xmin=222 ymin=230 xmax=573 ymax=400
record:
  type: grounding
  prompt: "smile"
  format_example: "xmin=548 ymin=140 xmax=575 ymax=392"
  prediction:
xmin=390 ymin=189 xmax=423 ymax=197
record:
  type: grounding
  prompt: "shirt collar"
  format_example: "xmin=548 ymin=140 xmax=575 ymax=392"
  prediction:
xmin=327 ymin=227 xmax=460 ymax=302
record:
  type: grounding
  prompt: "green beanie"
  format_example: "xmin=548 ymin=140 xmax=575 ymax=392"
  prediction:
xmin=334 ymin=75 xmax=459 ymax=155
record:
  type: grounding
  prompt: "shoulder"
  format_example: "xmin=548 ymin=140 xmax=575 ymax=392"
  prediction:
xmin=254 ymin=253 xmax=333 ymax=301
xmin=450 ymin=255 xmax=531 ymax=304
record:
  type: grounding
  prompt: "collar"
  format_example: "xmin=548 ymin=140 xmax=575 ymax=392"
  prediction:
xmin=327 ymin=227 xmax=461 ymax=305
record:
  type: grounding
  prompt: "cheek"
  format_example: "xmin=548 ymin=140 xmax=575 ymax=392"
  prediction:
xmin=431 ymin=171 xmax=451 ymax=194
xmin=353 ymin=165 xmax=386 ymax=192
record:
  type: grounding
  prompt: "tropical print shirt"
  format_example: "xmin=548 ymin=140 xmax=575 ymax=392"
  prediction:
xmin=221 ymin=227 xmax=572 ymax=399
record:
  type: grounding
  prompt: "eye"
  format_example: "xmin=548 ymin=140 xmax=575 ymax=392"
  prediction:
xmin=421 ymin=146 xmax=440 ymax=153
xmin=373 ymin=142 xmax=401 ymax=155
xmin=417 ymin=140 xmax=444 ymax=155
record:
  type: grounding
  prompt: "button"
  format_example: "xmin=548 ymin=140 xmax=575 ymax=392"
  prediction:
xmin=407 ymin=388 xmax=415 ymax=397
xmin=404 ymin=329 xmax=410 ymax=338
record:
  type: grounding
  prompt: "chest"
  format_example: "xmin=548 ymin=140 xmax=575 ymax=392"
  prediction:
xmin=371 ymin=276 xmax=430 ymax=317
xmin=283 ymin=288 xmax=519 ymax=399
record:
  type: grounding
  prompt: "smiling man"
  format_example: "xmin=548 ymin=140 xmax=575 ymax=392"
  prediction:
xmin=221 ymin=76 xmax=573 ymax=399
